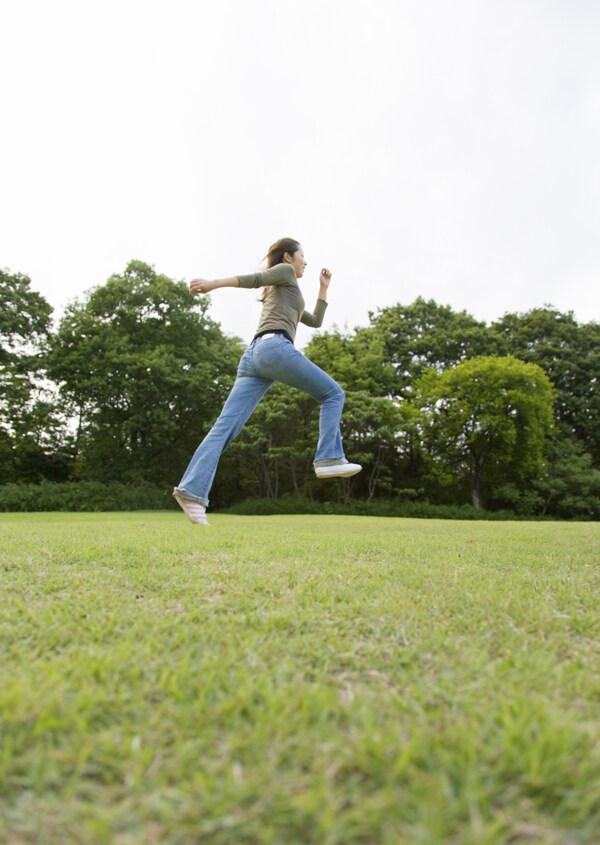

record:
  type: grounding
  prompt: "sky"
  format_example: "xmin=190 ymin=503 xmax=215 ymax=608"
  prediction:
xmin=1 ymin=0 xmax=599 ymax=349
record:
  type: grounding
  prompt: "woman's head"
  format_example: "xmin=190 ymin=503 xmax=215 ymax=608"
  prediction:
xmin=259 ymin=237 xmax=306 ymax=303
xmin=266 ymin=237 xmax=307 ymax=278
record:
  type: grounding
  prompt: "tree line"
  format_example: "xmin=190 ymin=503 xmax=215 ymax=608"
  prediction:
xmin=1 ymin=260 xmax=599 ymax=518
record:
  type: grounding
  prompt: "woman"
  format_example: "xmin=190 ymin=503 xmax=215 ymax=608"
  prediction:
xmin=173 ymin=237 xmax=361 ymax=525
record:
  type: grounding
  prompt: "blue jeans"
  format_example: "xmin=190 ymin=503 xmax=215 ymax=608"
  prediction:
xmin=176 ymin=334 xmax=346 ymax=506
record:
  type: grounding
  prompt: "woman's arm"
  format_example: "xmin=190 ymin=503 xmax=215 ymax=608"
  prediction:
xmin=317 ymin=267 xmax=331 ymax=302
xmin=190 ymin=263 xmax=296 ymax=295
xmin=189 ymin=277 xmax=240 ymax=295
xmin=237 ymin=264 xmax=296 ymax=289
xmin=300 ymin=268 xmax=332 ymax=328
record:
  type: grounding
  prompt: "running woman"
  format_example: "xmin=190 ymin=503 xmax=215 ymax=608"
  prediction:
xmin=173 ymin=237 xmax=361 ymax=524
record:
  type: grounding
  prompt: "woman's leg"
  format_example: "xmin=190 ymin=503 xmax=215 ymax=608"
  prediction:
xmin=176 ymin=373 xmax=272 ymax=506
xmin=252 ymin=336 xmax=345 ymax=463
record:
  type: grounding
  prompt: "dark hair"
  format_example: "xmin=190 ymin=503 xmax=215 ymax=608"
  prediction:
xmin=265 ymin=237 xmax=301 ymax=268
xmin=260 ymin=237 xmax=301 ymax=302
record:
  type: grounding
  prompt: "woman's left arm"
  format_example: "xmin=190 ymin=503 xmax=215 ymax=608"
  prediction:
xmin=300 ymin=268 xmax=331 ymax=328
xmin=317 ymin=267 xmax=331 ymax=302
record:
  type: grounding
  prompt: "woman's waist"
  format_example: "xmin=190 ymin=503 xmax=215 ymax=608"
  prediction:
xmin=253 ymin=328 xmax=294 ymax=344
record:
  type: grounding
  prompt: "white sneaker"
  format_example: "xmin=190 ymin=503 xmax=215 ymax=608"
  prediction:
xmin=173 ymin=492 xmax=210 ymax=525
xmin=315 ymin=460 xmax=362 ymax=479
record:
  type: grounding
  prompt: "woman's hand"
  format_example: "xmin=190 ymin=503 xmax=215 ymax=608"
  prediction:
xmin=319 ymin=268 xmax=332 ymax=288
xmin=189 ymin=278 xmax=215 ymax=295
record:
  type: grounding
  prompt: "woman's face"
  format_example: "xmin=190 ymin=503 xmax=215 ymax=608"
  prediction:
xmin=286 ymin=246 xmax=307 ymax=278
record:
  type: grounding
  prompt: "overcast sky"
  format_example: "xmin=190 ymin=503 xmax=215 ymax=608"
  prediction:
xmin=2 ymin=0 xmax=599 ymax=348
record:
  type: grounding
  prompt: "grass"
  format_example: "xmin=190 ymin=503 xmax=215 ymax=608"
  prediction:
xmin=1 ymin=513 xmax=599 ymax=844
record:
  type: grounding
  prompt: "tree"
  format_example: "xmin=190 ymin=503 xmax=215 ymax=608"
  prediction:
xmin=304 ymin=327 xmax=395 ymax=397
xmin=305 ymin=304 xmax=501 ymax=503
xmin=0 ymin=269 xmax=52 ymax=364
xmin=228 ymin=383 xmax=406 ymax=505
xmin=493 ymin=438 xmax=600 ymax=519
xmin=48 ymin=260 xmax=242 ymax=487
xmin=491 ymin=308 xmax=600 ymax=464
xmin=536 ymin=441 xmax=600 ymax=519
xmin=337 ymin=391 xmax=407 ymax=501
xmin=414 ymin=356 xmax=555 ymax=509
xmin=369 ymin=298 xmax=497 ymax=399
xmin=227 ymin=384 xmax=319 ymax=501
xmin=0 ymin=269 xmax=66 ymax=482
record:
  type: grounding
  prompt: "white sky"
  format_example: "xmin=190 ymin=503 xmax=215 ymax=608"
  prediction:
xmin=1 ymin=0 xmax=599 ymax=348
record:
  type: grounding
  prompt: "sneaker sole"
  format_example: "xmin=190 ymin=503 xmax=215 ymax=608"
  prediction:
xmin=173 ymin=494 xmax=210 ymax=525
xmin=315 ymin=466 xmax=362 ymax=479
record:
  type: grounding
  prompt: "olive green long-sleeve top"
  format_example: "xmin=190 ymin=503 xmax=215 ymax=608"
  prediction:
xmin=237 ymin=264 xmax=328 ymax=344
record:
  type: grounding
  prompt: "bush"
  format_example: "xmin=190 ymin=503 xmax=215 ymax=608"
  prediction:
xmin=0 ymin=481 xmax=175 ymax=512
xmin=224 ymin=494 xmax=322 ymax=516
xmin=0 ymin=485 xmax=554 ymax=519
xmin=224 ymin=495 xmax=534 ymax=520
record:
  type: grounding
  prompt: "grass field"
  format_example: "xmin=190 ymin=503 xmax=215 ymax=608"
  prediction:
xmin=1 ymin=513 xmax=599 ymax=844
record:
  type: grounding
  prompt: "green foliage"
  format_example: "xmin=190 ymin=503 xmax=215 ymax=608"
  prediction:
xmin=305 ymin=327 xmax=395 ymax=395
xmin=227 ymin=383 xmax=319 ymax=503
xmin=491 ymin=307 xmax=600 ymax=461
xmin=414 ymin=356 xmax=555 ymax=509
xmin=225 ymin=494 xmax=524 ymax=520
xmin=2 ymin=514 xmax=599 ymax=842
xmin=369 ymin=297 xmax=497 ymax=398
xmin=0 ymin=400 xmax=75 ymax=484
xmin=339 ymin=390 xmax=407 ymax=501
xmin=0 ymin=268 xmax=52 ymax=365
xmin=495 ymin=438 xmax=600 ymax=519
xmin=536 ymin=440 xmax=600 ymax=519
xmin=48 ymin=260 xmax=243 ymax=486
xmin=0 ymin=270 xmax=68 ymax=482
xmin=0 ymin=480 xmax=174 ymax=512
xmin=228 ymin=385 xmax=408 ymax=505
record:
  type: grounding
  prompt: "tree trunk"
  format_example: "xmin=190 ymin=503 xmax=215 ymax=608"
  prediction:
xmin=368 ymin=446 xmax=382 ymax=501
xmin=542 ymin=494 xmax=554 ymax=517
xmin=258 ymin=448 xmax=269 ymax=498
xmin=290 ymin=459 xmax=301 ymax=498
xmin=469 ymin=451 xmax=484 ymax=509
xmin=73 ymin=404 xmax=84 ymax=463
xmin=470 ymin=474 xmax=481 ymax=509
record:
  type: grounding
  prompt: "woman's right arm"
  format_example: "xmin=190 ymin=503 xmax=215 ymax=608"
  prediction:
xmin=189 ymin=277 xmax=240 ymax=295
xmin=190 ymin=264 xmax=295 ymax=295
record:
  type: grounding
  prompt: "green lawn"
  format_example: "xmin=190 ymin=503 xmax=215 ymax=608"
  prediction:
xmin=1 ymin=513 xmax=599 ymax=844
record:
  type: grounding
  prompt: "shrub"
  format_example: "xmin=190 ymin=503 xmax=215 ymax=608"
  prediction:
xmin=0 ymin=485 xmax=554 ymax=519
xmin=0 ymin=481 xmax=175 ymax=512
xmin=224 ymin=494 xmax=322 ymax=516
xmin=224 ymin=495 xmax=535 ymax=520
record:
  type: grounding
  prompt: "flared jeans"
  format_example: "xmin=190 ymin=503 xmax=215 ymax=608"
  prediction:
xmin=176 ymin=334 xmax=346 ymax=506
